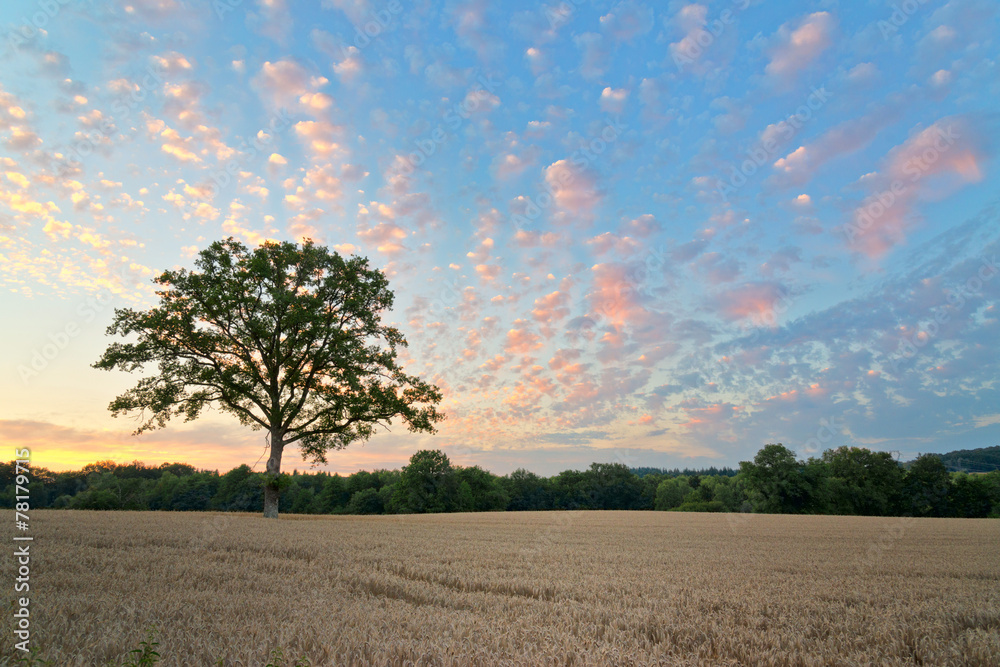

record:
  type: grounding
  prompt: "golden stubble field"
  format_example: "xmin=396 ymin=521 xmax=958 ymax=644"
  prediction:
xmin=2 ymin=510 xmax=998 ymax=666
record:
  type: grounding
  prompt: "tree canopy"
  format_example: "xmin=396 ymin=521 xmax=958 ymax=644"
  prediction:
xmin=93 ymin=238 xmax=444 ymax=517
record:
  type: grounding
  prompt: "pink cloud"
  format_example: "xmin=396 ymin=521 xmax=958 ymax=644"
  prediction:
xmin=254 ymin=58 xmax=310 ymax=103
xmin=883 ymin=119 xmax=985 ymax=183
xmin=294 ymin=120 xmax=345 ymax=157
xmin=513 ymin=229 xmax=562 ymax=248
xmin=548 ymin=347 xmax=582 ymax=371
xmin=599 ymin=87 xmax=628 ymax=114
xmin=716 ymin=282 xmax=787 ymax=324
xmin=588 ymin=262 xmax=649 ymax=330
xmin=475 ymin=263 xmax=502 ymax=282
xmin=668 ymin=4 xmax=710 ymax=70
xmin=544 ymin=159 xmax=603 ymax=216
xmin=127 ymin=0 xmax=184 ymax=20
xmin=356 ymin=219 xmax=407 ymax=257
xmin=323 ymin=0 xmax=373 ymax=25
xmin=586 ymin=232 xmax=641 ymax=256
xmin=253 ymin=59 xmax=330 ymax=115
xmin=151 ymin=51 xmax=194 ymax=74
xmin=286 ymin=164 xmax=344 ymax=204
xmin=494 ymin=152 xmax=534 ymax=179
xmin=846 ymin=115 xmax=991 ymax=259
xmin=287 ymin=209 xmax=325 ymax=241
xmin=460 ymin=329 xmax=482 ymax=361
xmin=531 ymin=290 xmax=571 ymax=335
xmin=553 ymin=359 xmax=588 ymax=387
xmin=766 ymin=12 xmax=836 ymax=83
xmin=466 ymin=237 xmax=494 ymax=263
xmin=620 ymin=214 xmax=661 ymax=238
xmin=771 ymin=105 xmax=901 ymax=187
xmin=449 ymin=0 xmax=503 ymax=61
xmin=504 ymin=322 xmax=543 ymax=354
xmin=457 ymin=286 xmax=482 ymax=322
xmin=678 ymin=402 xmax=740 ymax=431
xmin=479 ymin=354 xmax=508 ymax=372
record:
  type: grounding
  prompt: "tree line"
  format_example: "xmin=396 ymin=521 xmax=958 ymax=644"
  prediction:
xmin=5 ymin=444 xmax=999 ymax=518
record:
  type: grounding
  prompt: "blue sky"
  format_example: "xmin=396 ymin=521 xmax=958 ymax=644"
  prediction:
xmin=0 ymin=0 xmax=998 ymax=475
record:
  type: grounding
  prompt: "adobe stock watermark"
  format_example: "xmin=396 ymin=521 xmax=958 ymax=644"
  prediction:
xmin=857 ymin=514 xmax=916 ymax=570
xmin=843 ymin=124 xmax=959 ymax=246
xmin=715 ymin=84 xmax=831 ymax=201
xmin=671 ymin=0 xmax=752 ymax=72
xmin=6 ymin=0 xmax=93 ymax=51
xmin=883 ymin=255 xmax=997 ymax=374
xmin=344 ymin=0 xmax=403 ymax=53
xmin=508 ymin=117 xmax=627 ymax=231
xmin=877 ymin=0 xmax=933 ymax=40
xmin=12 ymin=447 xmax=33 ymax=654
xmin=399 ymin=72 xmax=503 ymax=176
xmin=206 ymin=108 xmax=293 ymax=197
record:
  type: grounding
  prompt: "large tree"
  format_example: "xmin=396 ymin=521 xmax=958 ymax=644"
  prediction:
xmin=819 ymin=446 xmax=903 ymax=516
xmin=394 ymin=449 xmax=456 ymax=513
xmin=93 ymin=238 xmax=444 ymax=518
xmin=739 ymin=443 xmax=812 ymax=514
xmin=903 ymin=454 xmax=952 ymax=517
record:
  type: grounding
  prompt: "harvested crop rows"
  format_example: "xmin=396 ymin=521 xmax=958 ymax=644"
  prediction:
xmin=3 ymin=510 xmax=999 ymax=665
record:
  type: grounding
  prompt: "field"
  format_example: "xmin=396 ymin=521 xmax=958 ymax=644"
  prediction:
xmin=3 ymin=510 xmax=999 ymax=666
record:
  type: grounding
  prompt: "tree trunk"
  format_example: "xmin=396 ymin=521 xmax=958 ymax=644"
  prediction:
xmin=263 ymin=429 xmax=285 ymax=519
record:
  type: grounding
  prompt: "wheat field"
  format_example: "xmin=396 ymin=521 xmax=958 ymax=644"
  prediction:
xmin=2 ymin=510 xmax=998 ymax=666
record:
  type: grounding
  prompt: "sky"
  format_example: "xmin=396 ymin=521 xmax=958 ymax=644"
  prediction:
xmin=0 ymin=0 xmax=998 ymax=477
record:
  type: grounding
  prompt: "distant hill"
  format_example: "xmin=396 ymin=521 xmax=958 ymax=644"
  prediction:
xmin=936 ymin=446 xmax=1000 ymax=473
